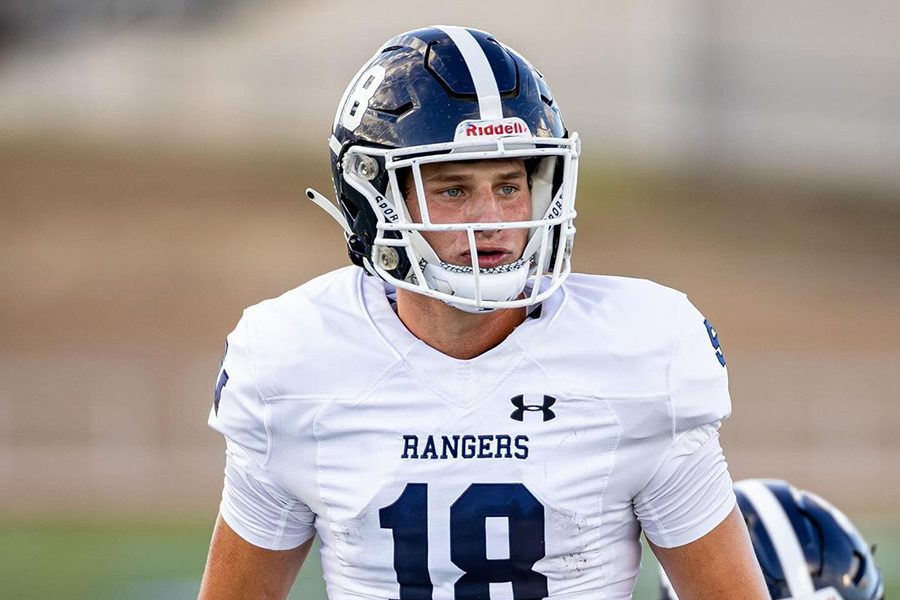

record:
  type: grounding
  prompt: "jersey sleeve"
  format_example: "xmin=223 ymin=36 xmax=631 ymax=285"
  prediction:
xmin=220 ymin=439 xmax=316 ymax=550
xmin=208 ymin=312 xmax=316 ymax=550
xmin=208 ymin=313 xmax=269 ymax=463
xmin=668 ymin=297 xmax=731 ymax=437
xmin=634 ymin=297 xmax=735 ymax=548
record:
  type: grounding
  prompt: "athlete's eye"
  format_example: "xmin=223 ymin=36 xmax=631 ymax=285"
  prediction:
xmin=498 ymin=185 xmax=518 ymax=196
xmin=442 ymin=188 xmax=463 ymax=199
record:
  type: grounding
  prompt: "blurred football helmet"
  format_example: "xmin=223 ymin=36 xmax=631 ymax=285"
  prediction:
xmin=307 ymin=25 xmax=580 ymax=312
xmin=658 ymin=479 xmax=884 ymax=600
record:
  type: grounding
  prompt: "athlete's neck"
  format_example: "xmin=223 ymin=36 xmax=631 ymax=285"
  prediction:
xmin=395 ymin=289 xmax=527 ymax=360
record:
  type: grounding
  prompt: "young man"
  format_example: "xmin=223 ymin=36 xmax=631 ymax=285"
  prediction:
xmin=199 ymin=26 xmax=769 ymax=600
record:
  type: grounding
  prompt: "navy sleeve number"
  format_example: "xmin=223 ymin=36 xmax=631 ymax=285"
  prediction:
xmin=380 ymin=483 xmax=548 ymax=600
xmin=704 ymin=319 xmax=726 ymax=367
xmin=379 ymin=483 xmax=433 ymax=600
xmin=213 ymin=340 xmax=229 ymax=415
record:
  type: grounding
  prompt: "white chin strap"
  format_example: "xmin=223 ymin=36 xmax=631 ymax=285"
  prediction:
xmin=421 ymin=261 xmax=530 ymax=313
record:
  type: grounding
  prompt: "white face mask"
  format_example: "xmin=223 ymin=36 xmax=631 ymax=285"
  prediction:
xmin=310 ymin=127 xmax=581 ymax=312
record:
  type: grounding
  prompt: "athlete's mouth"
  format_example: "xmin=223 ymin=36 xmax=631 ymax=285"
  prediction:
xmin=462 ymin=249 xmax=511 ymax=269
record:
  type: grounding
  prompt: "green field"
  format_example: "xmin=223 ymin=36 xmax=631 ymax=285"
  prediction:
xmin=2 ymin=519 xmax=896 ymax=600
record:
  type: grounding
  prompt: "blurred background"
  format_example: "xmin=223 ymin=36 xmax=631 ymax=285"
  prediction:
xmin=1 ymin=1 xmax=898 ymax=598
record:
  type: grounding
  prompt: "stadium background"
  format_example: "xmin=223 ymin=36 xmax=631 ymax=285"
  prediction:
xmin=1 ymin=1 xmax=898 ymax=598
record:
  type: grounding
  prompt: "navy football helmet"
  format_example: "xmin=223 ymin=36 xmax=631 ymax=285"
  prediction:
xmin=659 ymin=479 xmax=884 ymax=600
xmin=307 ymin=25 xmax=580 ymax=312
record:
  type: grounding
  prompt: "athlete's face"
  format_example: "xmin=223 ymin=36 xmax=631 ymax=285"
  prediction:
xmin=403 ymin=159 xmax=531 ymax=269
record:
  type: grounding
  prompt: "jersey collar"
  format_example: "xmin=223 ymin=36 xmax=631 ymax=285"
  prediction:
xmin=358 ymin=270 xmax=569 ymax=407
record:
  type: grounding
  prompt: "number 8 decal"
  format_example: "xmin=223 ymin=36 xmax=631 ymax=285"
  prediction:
xmin=340 ymin=64 xmax=386 ymax=131
xmin=380 ymin=483 xmax=548 ymax=600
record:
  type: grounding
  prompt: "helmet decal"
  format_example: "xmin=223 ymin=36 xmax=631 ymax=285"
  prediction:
xmin=339 ymin=64 xmax=387 ymax=132
xmin=455 ymin=118 xmax=531 ymax=141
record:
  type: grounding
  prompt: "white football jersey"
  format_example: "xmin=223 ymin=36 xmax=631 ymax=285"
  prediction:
xmin=209 ymin=266 xmax=735 ymax=600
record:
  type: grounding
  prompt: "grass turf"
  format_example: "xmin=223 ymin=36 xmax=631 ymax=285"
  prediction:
xmin=1 ymin=519 xmax=895 ymax=599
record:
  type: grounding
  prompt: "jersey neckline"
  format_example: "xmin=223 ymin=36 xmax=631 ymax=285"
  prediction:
xmin=356 ymin=270 xmax=568 ymax=407
xmin=357 ymin=269 xmax=568 ymax=364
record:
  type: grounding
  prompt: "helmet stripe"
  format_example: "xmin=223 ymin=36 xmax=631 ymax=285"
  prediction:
xmin=658 ymin=566 xmax=680 ymax=600
xmin=435 ymin=25 xmax=503 ymax=120
xmin=736 ymin=480 xmax=816 ymax=597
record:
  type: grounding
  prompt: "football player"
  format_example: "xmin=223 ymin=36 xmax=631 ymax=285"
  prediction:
xmin=199 ymin=26 xmax=769 ymax=600
xmin=659 ymin=479 xmax=884 ymax=600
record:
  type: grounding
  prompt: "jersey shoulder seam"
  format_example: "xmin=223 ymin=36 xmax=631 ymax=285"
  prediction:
xmin=241 ymin=307 xmax=277 ymax=469
xmin=664 ymin=293 xmax=690 ymax=440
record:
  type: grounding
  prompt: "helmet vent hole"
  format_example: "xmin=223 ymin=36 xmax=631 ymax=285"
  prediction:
xmin=850 ymin=551 xmax=866 ymax=586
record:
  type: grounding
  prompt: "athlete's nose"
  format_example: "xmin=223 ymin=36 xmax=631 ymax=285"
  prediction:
xmin=470 ymin=184 xmax=504 ymax=229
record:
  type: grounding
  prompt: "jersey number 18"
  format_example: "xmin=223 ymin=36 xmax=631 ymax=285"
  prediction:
xmin=379 ymin=483 xmax=548 ymax=600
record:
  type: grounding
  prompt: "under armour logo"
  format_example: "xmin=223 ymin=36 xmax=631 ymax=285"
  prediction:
xmin=510 ymin=394 xmax=556 ymax=422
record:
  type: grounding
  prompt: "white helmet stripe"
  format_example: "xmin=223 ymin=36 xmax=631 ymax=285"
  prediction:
xmin=659 ymin=566 xmax=680 ymax=600
xmin=435 ymin=25 xmax=503 ymax=120
xmin=737 ymin=480 xmax=817 ymax=597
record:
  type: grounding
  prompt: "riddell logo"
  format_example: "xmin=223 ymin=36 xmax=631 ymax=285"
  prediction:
xmin=455 ymin=118 xmax=530 ymax=141
xmin=465 ymin=121 xmax=526 ymax=137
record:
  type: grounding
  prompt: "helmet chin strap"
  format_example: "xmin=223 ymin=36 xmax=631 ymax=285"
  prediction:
xmin=306 ymin=188 xmax=352 ymax=235
xmin=420 ymin=260 xmax=530 ymax=313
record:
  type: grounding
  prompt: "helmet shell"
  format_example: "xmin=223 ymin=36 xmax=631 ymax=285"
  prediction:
xmin=735 ymin=480 xmax=884 ymax=600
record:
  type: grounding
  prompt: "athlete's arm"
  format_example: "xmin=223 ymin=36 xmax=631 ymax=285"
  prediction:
xmin=198 ymin=514 xmax=313 ymax=600
xmin=649 ymin=504 xmax=768 ymax=600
